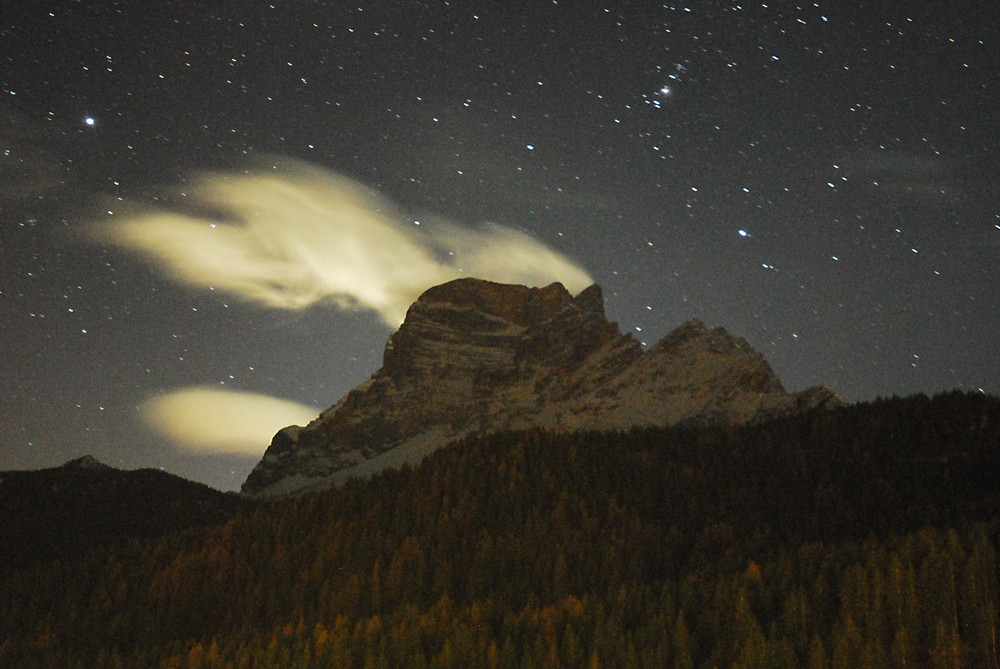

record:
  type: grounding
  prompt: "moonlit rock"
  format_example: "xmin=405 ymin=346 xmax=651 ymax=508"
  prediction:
xmin=242 ymin=278 xmax=842 ymax=498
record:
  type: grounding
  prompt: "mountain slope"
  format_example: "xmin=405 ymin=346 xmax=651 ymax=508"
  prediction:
xmin=243 ymin=278 xmax=841 ymax=497
xmin=1 ymin=392 xmax=998 ymax=668
xmin=0 ymin=456 xmax=250 ymax=567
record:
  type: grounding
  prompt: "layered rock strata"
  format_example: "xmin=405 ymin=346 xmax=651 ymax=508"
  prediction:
xmin=243 ymin=278 xmax=841 ymax=497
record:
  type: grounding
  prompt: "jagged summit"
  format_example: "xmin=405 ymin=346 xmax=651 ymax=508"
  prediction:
xmin=382 ymin=279 xmax=620 ymax=384
xmin=243 ymin=278 xmax=841 ymax=498
xmin=407 ymin=278 xmax=597 ymax=323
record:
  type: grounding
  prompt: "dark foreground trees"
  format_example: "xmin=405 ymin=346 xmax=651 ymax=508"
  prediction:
xmin=1 ymin=391 xmax=998 ymax=667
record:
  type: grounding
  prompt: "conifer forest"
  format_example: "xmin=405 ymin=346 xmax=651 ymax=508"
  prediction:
xmin=2 ymin=391 xmax=999 ymax=668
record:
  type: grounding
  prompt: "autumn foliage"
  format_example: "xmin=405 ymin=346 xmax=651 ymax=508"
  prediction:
xmin=1 ymin=391 xmax=998 ymax=667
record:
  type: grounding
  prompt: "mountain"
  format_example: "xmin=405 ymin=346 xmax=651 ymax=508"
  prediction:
xmin=243 ymin=278 xmax=841 ymax=497
xmin=2 ymin=392 xmax=998 ymax=668
xmin=0 ymin=456 xmax=250 ymax=567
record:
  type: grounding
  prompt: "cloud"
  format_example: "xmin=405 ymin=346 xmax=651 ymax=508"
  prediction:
xmin=90 ymin=158 xmax=593 ymax=325
xmin=141 ymin=387 xmax=319 ymax=455
xmin=843 ymin=148 xmax=958 ymax=200
xmin=0 ymin=100 xmax=67 ymax=202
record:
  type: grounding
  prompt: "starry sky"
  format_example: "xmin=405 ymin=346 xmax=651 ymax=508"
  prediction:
xmin=2 ymin=1 xmax=997 ymax=491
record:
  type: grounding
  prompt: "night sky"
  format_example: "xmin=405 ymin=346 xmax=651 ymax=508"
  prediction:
xmin=2 ymin=2 xmax=997 ymax=491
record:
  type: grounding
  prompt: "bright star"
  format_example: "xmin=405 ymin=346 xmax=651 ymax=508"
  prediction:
xmin=83 ymin=116 xmax=96 ymax=127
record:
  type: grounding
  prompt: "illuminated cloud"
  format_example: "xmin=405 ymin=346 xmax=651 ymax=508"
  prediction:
xmin=141 ymin=387 xmax=318 ymax=455
xmin=91 ymin=159 xmax=593 ymax=325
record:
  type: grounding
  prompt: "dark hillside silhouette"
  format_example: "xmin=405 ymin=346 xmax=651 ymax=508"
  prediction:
xmin=0 ymin=457 xmax=250 ymax=567
xmin=1 ymin=391 xmax=998 ymax=667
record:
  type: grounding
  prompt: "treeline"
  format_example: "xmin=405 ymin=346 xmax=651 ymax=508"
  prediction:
xmin=0 ymin=465 xmax=249 ymax=567
xmin=0 ymin=391 xmax=998 ymax=667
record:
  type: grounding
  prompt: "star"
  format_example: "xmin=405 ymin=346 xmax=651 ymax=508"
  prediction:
xmin=0 ymin=0 xmax=993 ymax=490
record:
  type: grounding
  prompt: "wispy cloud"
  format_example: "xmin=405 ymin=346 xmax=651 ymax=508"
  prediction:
xmin=0 ymin=100 xmax=65 ymax=202
xmin=90 ymin=158 xmax=593 ymax=325
xmin=141 ymin=387 xmax=318 ymax=455
xmin=843 ymin=148 xmax=958 ymax=200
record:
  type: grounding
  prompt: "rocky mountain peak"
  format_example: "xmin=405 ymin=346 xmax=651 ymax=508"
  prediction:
xmin=243 ymin=279 xmax=842 ymax=498
xmin=647 ymin=319 xmax=786 ymax=395
xmin=409 ymin=277 xmax=577 ymax=324
xmin=382 ymin=279 xmax=621 ymax=384
xmin=655 ymin=319 xmax=751 ymax=357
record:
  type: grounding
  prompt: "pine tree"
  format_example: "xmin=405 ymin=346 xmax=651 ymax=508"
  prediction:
xmin=807 ymin=633 xmax=829 ymax=669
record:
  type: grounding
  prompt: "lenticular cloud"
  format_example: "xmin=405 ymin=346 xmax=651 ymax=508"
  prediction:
xmin=92 ymin=158 xmax=592 ymax=326
xmin=140 ymin=387 xmax=318 ymax=455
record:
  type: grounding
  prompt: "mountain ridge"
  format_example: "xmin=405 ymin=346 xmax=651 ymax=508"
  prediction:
xmin=0 ymin=456 xmax=250 ymax=567
xmin=243 ymin=278 xmax=842 ymax=497
xmin=4 ymin=392 xmax=998 ymax=667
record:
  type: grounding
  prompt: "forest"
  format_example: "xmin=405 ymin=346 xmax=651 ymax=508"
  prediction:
xmin=1 ymin=390 xmax=998 ymax=668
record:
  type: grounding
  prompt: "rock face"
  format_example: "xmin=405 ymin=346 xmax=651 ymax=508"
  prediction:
xmin=243 ymin=278 xmax=842 ymax=497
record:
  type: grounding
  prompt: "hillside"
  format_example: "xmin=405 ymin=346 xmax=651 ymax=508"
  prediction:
xmin=0 ymin=392 xmax=998 ymax=667
xmin=0 ymin=456 xmax=251 ymax=568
